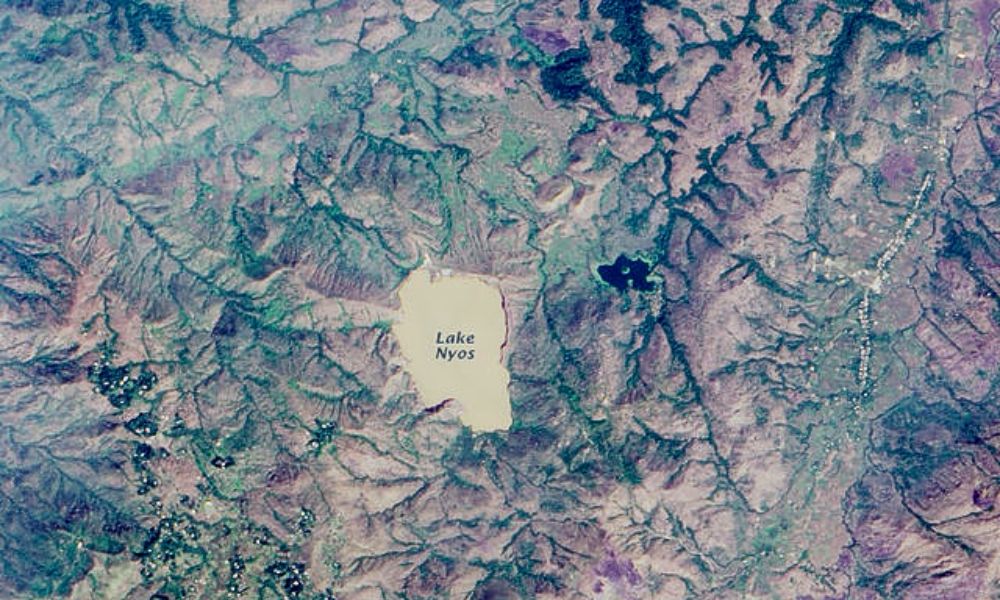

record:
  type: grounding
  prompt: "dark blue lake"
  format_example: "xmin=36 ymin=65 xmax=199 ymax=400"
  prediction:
xmin=597 ymin=254 xmax=655 ymax=292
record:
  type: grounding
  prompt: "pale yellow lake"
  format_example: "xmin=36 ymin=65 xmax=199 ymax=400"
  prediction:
xmin=393 ymin=267 xmax=511 ymax=431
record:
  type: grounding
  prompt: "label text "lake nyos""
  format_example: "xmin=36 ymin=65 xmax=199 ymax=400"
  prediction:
xmin=436 ymin=330 xmax=475 ymax=361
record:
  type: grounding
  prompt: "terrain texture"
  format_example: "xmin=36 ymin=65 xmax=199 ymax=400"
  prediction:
xmin=0 ymin=0 xmax=998 ymax=598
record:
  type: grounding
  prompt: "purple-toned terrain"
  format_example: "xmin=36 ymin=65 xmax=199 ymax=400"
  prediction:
xmin=0 ymin=0 xmax=997 ymax=598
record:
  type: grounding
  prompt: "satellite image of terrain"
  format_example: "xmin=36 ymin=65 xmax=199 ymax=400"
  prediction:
xmin=0 ymin=0 xmax=998 ymax=598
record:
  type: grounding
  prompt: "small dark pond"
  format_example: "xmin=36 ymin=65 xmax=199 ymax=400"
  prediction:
xmin=597 ymin=254 xmax=655 ymax=292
